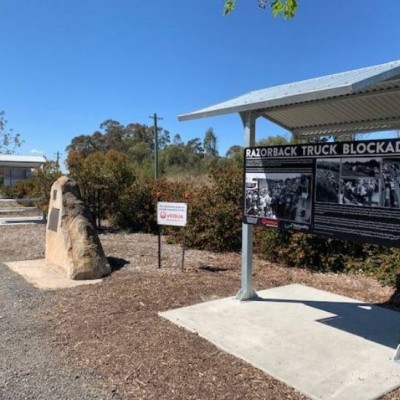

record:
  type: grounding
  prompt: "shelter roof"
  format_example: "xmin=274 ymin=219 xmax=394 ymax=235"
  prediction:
xmin=0 ymin=155 xmax=46 ymax=168
xmin=178 ymin=60 xmax=400 ymax=137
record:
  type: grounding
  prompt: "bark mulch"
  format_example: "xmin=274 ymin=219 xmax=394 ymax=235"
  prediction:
xmin=1 ymin=224 xmax=400 ymax=399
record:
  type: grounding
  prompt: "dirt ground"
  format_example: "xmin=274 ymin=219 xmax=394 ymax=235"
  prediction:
xmin=1 ymin=223 xmax=400 ymax=399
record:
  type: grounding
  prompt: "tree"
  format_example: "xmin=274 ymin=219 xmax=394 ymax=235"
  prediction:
xmin=203 ymin=128 xmax=219 ymax=157
xmin=0 ymin=111 xmax=23 ymax=154
xmin=66 ymin=149 xmax=135 ymax=228
xmin=223 ymin=0 xmax=298 ymax=19
xmin=66 ymin=133 xmax=105 ymax=157
xmin=225 ymin=144 xmax=241 ymax=159
xmin=159 ymin=144 xmax=189 ymax=174
xmin=173 ymin=134 xmax=183 ymax=146
xmin=186 ymin=138 xmax=204 ymax=155
xmin=257 ymin=134 xmax=290 ymax=146
xmin=32 ymin=161 xmax=62 ymax=214
xmin=158 ymin=129 xmax=171 ymax=150
xmin=129 ymin=141 xmax=152 ymax=165
xmin=100 ymin=119 xmax=127 ymax=153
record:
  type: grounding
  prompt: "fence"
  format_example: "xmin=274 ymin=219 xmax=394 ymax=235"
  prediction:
xmin=0 ymin=197 xmax=46 ymax=225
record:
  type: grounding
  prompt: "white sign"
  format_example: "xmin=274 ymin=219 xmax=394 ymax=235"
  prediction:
xmin=157 ymin=202 xmax=187 ymax=227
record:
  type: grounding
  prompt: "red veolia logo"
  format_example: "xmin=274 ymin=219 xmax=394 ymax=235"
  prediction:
xmin=160 ymin=211 xmax=167 ymax=219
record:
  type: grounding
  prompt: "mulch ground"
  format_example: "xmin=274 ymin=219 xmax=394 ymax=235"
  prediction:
xmin=1 ymin=224 xmax=400 ymax=399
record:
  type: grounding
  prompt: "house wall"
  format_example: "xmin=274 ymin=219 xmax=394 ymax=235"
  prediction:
xmin=0 ymin=167 xmax=32 ymax=186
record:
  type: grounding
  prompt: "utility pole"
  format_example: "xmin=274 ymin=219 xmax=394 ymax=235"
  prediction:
xmin=54 ymin=151 xmax=61 ymax=170
xmin=149 ymin=113 xmax=163 ymax=179
xmin=149 ymin=113 xmax=163 ymax=269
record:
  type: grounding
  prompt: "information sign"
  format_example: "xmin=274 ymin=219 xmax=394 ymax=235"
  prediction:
xmin=243 ymin=138 xmax=400 ymax=247
xmin=157 ymin=202 xmax=187 ymax=227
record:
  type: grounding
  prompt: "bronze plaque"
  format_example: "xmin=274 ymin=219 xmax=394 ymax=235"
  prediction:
xmin=48 ymin=207 xmax=60 ymax=232
xmin=52 ymin=190 xmax=57 ymax=201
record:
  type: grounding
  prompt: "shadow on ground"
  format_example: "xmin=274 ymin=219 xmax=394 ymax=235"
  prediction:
xmin=107 ymin=256 xmax=130 ymax=272
xmin=256 ymin=296 xmax=400 ymax=349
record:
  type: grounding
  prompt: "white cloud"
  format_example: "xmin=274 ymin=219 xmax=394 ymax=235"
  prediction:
xmin=30 ymin=149 xmax=44 ymax=155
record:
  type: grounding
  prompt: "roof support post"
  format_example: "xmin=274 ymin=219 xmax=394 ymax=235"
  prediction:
xmin=236 ymin=112 xmax=259 ymax=301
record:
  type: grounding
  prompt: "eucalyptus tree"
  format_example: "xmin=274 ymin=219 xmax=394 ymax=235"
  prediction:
xmin=203 ymin=128 xmax=219 ymax=157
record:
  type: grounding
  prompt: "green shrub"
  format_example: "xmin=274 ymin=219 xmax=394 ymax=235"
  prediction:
xmin=116 ymin=178 xmax=188 ymax=233
xmin=117 ymin=181 xmax=156 ymax=232
xmin=2 ymin=178 xmax=39 ymax=200
xmin=177 ymin=161 xmax=243 ymax=252
xmin=255 ymin=227 xmax=375 ymax=273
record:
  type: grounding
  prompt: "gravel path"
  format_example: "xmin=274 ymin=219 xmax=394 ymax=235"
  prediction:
xmin=0 ymin=262 xmax=110 ymax=400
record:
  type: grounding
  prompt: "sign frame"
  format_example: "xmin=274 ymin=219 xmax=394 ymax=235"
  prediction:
xmin=157 ymin=201 xmax=187 ymax=227
xmin=243 ymin=138 xmax=400 ymax=248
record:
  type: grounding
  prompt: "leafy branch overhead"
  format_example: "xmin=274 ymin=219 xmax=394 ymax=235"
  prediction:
xmin=223 ymin=0 xmax=298 ymax=19
xmin=0 ymin=111 xmax=23 ymax=154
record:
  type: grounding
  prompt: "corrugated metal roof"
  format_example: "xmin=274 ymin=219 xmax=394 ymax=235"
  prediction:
xmin=0 ymin=155 xmax=46 ymax=168
xmin=178 ymin=60 xmax=400 ymax=137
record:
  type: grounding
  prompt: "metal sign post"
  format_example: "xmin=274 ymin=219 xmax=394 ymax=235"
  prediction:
xmin=181 ymin=226 xmax=186 ymax=272
xmin=158 ymin=225 xmax=162 ymax=269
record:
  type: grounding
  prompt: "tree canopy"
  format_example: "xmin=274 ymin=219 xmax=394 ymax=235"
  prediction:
xmin=223 ymin=0 xmax=297 ymax=19
xmin=65 ymin=119 xmax=222 ymax=179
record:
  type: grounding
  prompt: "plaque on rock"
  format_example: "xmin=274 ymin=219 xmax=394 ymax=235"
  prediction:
xmin=48 ymin=207 xmax=60 ymax=232
xmin=52 ymin=189 xmax=57 ymax=200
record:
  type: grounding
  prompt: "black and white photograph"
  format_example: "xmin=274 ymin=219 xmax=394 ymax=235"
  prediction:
xmin=382 ymin=158 xmax=400 ymax=208
xmin=245 ymin=172 xmax=312 ymax=223
xmin=341 ymin=157 xmax=380 ymax=178
xmin=315 ymin=159 xmax=340 ymax=203
xmin=245 ymin=174 xmax=266 ymax=217
xmin=340 ymin=178 xmax=380 ymax=206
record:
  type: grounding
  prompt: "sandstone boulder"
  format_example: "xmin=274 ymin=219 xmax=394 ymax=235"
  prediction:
xmin=45 ymin=176 xmax=111 ymax=280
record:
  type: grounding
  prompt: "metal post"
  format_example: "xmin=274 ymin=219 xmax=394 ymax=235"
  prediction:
xmin=158 ymin=225 xmax=162 ymax=269
xmin=181 ymin=227 xmax=186 ymax=272
xmin=150 ymin=113 xmax=163 ymax=268
xmin=55 ymin=151 xmax=61 ymax=170
xmin=236 ymin=111 xmax=259 ymax=301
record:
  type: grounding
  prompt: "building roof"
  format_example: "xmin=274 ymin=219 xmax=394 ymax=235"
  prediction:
xmin=178 ymin=60 xmax=400 ymax=137
xmin=0 ymin=155 xmax=46 ymax=168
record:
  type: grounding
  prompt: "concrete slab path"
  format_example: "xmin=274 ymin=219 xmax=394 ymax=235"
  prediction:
xmin=5 ymin=259 xmax=103 ymax=290
xmin=160 ymin=284 xmax=400 ymax=400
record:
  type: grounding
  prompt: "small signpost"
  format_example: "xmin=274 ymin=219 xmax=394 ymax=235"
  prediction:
xmin=156 ymin=202 xmax=188 ymax=270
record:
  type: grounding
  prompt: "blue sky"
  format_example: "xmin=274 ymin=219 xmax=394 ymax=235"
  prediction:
xmin=1 ymin=0 xmax=400 ymax=165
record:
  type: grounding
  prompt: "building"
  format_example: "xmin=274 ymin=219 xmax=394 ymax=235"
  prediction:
xmin=0 ymin=155 xmax=46 ymax=186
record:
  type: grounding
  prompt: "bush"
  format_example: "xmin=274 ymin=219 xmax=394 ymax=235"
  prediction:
xmin=116 ymin=178 xmax=188 ymax=233
xmin=254 ymin=227 xmax=400 ymax=288
xmin=177 ymin=161 xmax=243 ymax=252
xmin=344 ymin=245 xmax=400 ymax=287
xmin=117 ymin=181 xmax=156 ymax=232
xmin=373 ymin=250 xmax=400 ymax=287
xmin=2 ymin=178 xmax=39 ymax=201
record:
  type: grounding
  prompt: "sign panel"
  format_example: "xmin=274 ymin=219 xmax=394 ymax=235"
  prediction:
xmin=157 ymin=202 xmax=187 ymax=227
xmin=243 ymin=138 xmax=400 ymax=248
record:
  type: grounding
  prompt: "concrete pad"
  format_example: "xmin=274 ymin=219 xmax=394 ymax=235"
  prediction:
xmin=160 ymin=284 xmax=400 ymax=400
xmin=4 ymin=259 xmax=103 ymax=290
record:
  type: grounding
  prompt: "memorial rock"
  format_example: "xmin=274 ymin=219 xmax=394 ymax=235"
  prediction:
xmin=45 ymin=176 xmax=111 ymax=280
